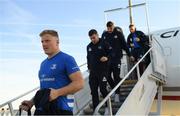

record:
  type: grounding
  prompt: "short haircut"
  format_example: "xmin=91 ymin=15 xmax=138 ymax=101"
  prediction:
xmin=106 ymin=21 xmax=114 ymax=27
xmin=39 ymin=29 xmax=59 ymax=38
xmin=88 ymin=29 xmax=98 ymax=36
xmin=129 ymin=24 xmax=135 ymax=28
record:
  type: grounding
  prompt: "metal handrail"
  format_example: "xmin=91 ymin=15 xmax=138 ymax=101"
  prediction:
xmin=0 ymin=87 xmax=39 ymax=108
xmin=78 ymin=63 xmax=87 ymax=68
xmin=0 ymin=62 xmax=87 ymax=115
xmin=94 ymin=47 xmax=153 ymax=115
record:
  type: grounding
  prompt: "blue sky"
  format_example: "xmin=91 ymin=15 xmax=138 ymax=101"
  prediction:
xmin=0 ymin=0 xmax=180 ymax=106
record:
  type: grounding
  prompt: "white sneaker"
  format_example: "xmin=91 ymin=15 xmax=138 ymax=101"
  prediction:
xmin=104 ymin=107 xmax=109 ymax=115
xmin=114 ymin=94 xmax=120 ymax=102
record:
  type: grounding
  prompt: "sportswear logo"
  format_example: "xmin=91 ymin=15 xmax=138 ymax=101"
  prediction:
xmin=41 ymin=74 xmax=46 ymax=78
xmin=98 ymin=46 xmax=102 ymax=49
xmin=130 ymin=43 xmax=134 ymax=47
xmin=72 ymin=66 xmax=79 ymax=70
xmin=130 ymin=38 xmax=133 ymax=42
xmin=88 ymin=48 xmax=92 ymax=52
xmin=114 ymin=35 xmax=118 ymax=39
xmin=102 ymin=76 xmax=107 ymax=82
xmin=67 ymin=102 xmax=74 ymax=108
xmin=117 ymin=28 xmax=121 ymax=32
xmin=40 ymin=78 xmax=55 ymax=82
xmin=50 ymin=64 xmax=57 ymax=70
xmin=118 ymin=64 xmax=121 ymax=68
xmin=67 ymin=95 xmax=74 ymax=108
xmin=136 ymin=37 xmax=140 ymax=42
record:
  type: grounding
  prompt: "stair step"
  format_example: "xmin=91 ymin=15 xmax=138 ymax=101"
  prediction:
xmin=83 ymin=106 xmax=119 ymax=115
xmin=121 ymin=84 xmax=135 ymax=88
xmin=89 ymin=101 xmax=123 ymax=109
xmin=99 ymin=97 xmax=114 ymax=102
xmin=120 ymin=88 xmax=132 ymax=92
xmin=122 ymin=80 xmax=137 ymax=85
xmin=120 ymin=92 xmax=130 ymax=96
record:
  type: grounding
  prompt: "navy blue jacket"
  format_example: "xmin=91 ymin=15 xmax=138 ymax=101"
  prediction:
xmin=101 ymin=27 xmax=130 ymax=63
xmin=127 ymin=30 xmax=149 ymax=49
xmin=33 ymin=89 xmax=59 ymax=115
xmin=87 ymin=39 xmax=112 ymax=72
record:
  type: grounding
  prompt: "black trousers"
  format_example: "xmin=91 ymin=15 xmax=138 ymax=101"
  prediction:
xmin=34 ymin=109 xmax=73 ymax=115
xmin=89 ymin=70 xmax=108 ymax=110
xmin=56 ymin=110 xmax=73 ymax=115
xmin=107 ymin=62 xmax=121 ymax=94
xmin=131 ymin=47 xmax=150 ymax=78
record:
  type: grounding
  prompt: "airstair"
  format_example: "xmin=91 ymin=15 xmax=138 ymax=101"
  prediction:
xmin=83 ymin=36 xmax=167 ymax=116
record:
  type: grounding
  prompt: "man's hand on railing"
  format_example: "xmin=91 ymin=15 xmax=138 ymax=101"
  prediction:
xmin=19 ymin=100 xmax=34 ymax=111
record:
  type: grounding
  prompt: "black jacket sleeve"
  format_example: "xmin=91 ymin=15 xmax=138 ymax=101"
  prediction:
xmin=101 ymin=30 xmax=106 ymax=40
xmin=118 ymin=31 xmax=131 ymax=57
xmin=103 ymin=41 xmax=112 ymax=60
xmin=127 ymin=34 xmax=131 ymax=49
xmin=138 ymin=31 xmax=149 ymax=45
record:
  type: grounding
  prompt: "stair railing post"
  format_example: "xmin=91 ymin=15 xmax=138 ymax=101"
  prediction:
xmin=157 ymin=83 xmax=162 ymax=115
xmin=107 ymin=97 xmax=113 ymax=116
xmin=8 ymin=103 xmax=13 ymax=116
xmin=136 ymin=64 xmax=140 ymax=80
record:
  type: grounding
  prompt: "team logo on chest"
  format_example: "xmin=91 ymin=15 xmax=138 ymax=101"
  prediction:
xmin=98 ymin=46 xmax=102 ymax=49
xmin=118 ymin=64 xmax=121 ymax=68
xmin=41 ymin=74 xmax=46 ymax=78
xmin=114 ymin=35 xmax=118 ymax=39
xmin=50 ymin=64 xmax=57 ymax=70
xmin=130 ymin=38 xmax=133 ymax=42
xmin=88 ymin=47 xmax=92 ymax=52
xmin=102 ymin=76 xmax=107 ymax=82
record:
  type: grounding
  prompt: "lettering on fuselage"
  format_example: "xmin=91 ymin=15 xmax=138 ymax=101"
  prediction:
xmin=160 ymin=30 xmax=179 ymax=38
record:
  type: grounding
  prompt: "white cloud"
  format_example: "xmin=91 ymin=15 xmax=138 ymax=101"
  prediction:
xmin=1 ymin=0 xmax=36 ymax=25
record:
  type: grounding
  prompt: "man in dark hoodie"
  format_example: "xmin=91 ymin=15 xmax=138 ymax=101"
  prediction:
xmin=19 ymin=30 xmax=84 ymax=115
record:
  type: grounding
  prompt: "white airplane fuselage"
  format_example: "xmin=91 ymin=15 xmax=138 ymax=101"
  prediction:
xmin=152 ymin=27 xmax=180 ymax=99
